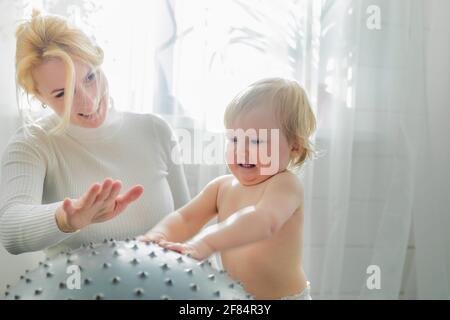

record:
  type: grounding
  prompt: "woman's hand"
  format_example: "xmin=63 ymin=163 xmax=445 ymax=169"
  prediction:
xmin=55 ymin=178 xmax=144 ymax=233
xmin=158 ymin=240 xmax=214 ymax=261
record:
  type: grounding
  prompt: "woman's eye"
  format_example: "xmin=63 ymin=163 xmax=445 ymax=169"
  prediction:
xmin=55 ymin=91 xmax=64 ymax=98
xmin=86 ymin=72 xmax=96 ymax=82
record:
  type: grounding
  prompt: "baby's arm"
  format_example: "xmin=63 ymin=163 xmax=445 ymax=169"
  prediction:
xmin=138 ymin=176 xmax=223 ymax=244
xmin=166 ymin=172 xmax=303 ymax=260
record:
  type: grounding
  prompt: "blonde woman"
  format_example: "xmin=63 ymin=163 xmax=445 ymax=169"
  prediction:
xmin=0 ymin=11 xmax=190 ymax=256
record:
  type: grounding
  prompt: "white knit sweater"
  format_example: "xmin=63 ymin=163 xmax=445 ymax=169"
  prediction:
xmin=0 ymin=108 xmax=190 ymax=257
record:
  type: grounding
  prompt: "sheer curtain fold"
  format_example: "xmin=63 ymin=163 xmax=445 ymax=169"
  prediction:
xmin=5 ymin=0 xmax=448 ymax=299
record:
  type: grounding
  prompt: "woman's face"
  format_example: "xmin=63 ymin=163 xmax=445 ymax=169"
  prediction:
xmin=33 ymin=58 xmax=108 ymax=128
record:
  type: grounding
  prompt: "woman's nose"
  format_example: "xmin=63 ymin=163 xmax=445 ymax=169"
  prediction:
xmin=73 ymin=87 xmax=94 ymax=112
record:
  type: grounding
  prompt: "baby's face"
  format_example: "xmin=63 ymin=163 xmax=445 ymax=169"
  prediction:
xmin=225 ymin=106 xmax=292 ymax=186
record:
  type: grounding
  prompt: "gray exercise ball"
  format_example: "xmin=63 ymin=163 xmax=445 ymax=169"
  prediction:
xmin=2 ymin=239 xmax=252 ymax=300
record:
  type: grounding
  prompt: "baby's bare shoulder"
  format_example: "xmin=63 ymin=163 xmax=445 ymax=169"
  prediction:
xmin=206 ymin=174 xmax=233 ymax=185
xmin=213 ymin=175 xmax=235 ymax=207
xmin=208 ymin=174 xmax=235 ymax=193
xmin=267 ymin=171 xmax=304 ymax=193
xmin=213 ymin=174 xmax=234 ymax=186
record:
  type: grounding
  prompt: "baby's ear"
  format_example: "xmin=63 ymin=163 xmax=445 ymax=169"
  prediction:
xmin=290 ymin=136 xmax=304 ymax=157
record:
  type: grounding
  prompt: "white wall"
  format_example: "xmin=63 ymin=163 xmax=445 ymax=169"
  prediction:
xmin=0 ymin=2 xmax=46 ymax=296
xmin=425 ymin=1 xmax=450 ymax=182
xmin=399 ymin=0 xmax=450 ymax=300
xmin=303 ymin=0 xmax=450 ymax=299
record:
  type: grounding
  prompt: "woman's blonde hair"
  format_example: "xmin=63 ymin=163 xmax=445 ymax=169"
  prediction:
xmin=224 ymin=78 xmax=317 ymax=171
xmin=15 ymin=9 xmax=104 ymax=134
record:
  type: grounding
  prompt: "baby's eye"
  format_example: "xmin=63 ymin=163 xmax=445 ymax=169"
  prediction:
xmin=55 ymin=91 xmax=64 ymax=98
xmin=229 ymin=137 xmax=238 ymax=144
xmin=251 ymin=139 xmax=264 ymax=145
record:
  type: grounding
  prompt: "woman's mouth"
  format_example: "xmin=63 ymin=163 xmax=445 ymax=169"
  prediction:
xmin=77 ymin=105 xmax=101 ymax=121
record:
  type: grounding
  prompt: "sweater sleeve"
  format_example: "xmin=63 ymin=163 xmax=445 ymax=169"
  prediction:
xmin=151 ymin=115 xmax=191 ymax=210
xmin=0 ymin=127 xmax=75 ymax=255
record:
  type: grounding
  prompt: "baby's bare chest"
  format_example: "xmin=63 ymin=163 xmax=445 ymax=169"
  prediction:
xmin=217 ymin=182 xmax=266 ymax=221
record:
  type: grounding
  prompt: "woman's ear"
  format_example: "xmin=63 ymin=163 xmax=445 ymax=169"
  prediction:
xmin=34 ymin=87 xmax=50 ymax=107
xmin=35 ymin=94 xmax=47 ymax=108
xmin=33 ymin=87 xmax=45 ymax=104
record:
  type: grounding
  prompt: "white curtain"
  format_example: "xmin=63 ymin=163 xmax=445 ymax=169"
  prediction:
xmin=1 ymin=0 xmax=449 ymax=299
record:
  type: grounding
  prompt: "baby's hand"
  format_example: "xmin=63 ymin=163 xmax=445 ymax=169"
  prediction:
xmin=136 ymin=231 xmax=167 ymax=244
xmin=158 ymin=240 xmax=214 ymax=261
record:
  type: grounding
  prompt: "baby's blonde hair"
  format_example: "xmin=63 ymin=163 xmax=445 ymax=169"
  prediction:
xmin=224 ymin=78 xmax=317 ymax=171
xmin=15 ymin=9 xmax=104 ymax=134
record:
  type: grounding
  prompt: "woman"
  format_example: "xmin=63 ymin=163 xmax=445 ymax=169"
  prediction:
xmin=0 ymin=10 xmax=190 ymax=257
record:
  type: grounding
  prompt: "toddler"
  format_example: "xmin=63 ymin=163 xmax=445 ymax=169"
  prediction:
xmin=138 ymin=78 xmax=316 ymax=300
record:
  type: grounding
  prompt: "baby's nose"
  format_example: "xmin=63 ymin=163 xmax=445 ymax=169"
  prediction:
xmin=236 ymin=143 xmax=254 ymax=163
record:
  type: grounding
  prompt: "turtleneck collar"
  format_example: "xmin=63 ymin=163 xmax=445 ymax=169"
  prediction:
xmin=47 ymin=106 xmax=123 ymax=142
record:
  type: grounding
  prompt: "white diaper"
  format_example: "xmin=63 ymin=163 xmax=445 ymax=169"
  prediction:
xmin=213 ymin=254 xmax=312 ymax=300
xmin=278 ymin=281 xmax=312 ymax=300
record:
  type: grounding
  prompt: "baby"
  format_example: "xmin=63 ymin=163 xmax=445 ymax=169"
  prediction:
xmin=138 ymin=78 xmax=316 ymax=300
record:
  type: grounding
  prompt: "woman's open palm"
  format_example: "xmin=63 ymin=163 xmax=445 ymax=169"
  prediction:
xmin=58 ymin=178 xmax=144 ymax=232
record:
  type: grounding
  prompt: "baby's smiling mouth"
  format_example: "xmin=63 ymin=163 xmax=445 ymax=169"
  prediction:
xmin=238 ymin=164 xmax=256 ymax=168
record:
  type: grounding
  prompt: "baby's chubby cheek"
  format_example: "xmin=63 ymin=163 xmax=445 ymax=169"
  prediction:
xmin=225 ymin=145 xmax=234 ymax=161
